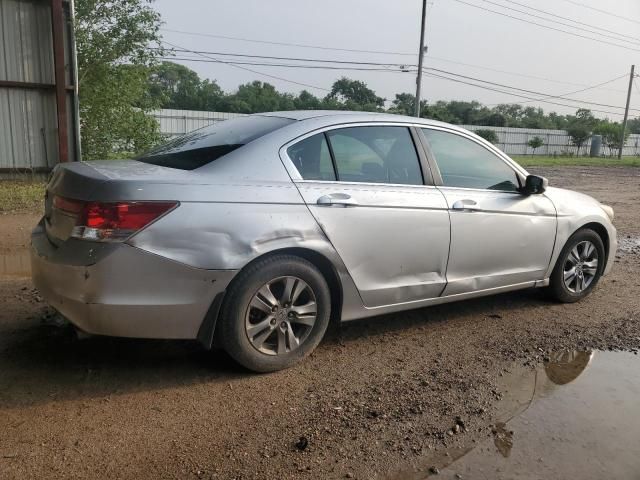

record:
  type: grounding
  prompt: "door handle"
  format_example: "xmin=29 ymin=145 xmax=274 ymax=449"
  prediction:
xmin=316 ymin=193 xmax=359 ymax=207
xmin=451 ymin=199 xmax=480 ymax=211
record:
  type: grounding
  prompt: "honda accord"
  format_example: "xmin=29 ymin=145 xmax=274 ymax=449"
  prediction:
xmin=31 ymin=111 xmax=617 ymax=371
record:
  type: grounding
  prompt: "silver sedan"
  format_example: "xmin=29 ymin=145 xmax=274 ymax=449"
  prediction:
xmin=31 ymin=111 xmax=617 ymax=372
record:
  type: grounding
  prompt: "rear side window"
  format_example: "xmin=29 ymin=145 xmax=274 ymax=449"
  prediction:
xmin=287 ymin=126 xmax=424 ymax=185
xmin=138 ymin=116 xmax=294 ymax=170
xmin=327 ymin=126 xmax=423 ymax=185
xmin=286 ymin=134 xmax=336 ymax=181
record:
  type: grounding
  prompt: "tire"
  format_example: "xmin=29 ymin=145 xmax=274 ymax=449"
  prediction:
xmin=547 ymin=228 xmax=605 ymax=303
xmin=218 ymin=254 xmax=331 ymax=372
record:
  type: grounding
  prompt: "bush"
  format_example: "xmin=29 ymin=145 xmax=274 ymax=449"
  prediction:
xmin=474 ymin=129 xmax=499 ymax=144
xmin=527 ymin=136 xmax=544 ymax=154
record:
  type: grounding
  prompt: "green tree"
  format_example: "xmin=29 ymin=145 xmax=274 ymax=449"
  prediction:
xmin=75 ymin=0 xmax=165 ymax=159
xmin=527 ymin=136 xmax=544 ymax=154
xmin=389 ymin=93 xmax=416 ymax=116
xmin=627 ymin=117 xmax=640 ymax=134
xmin=219 ymin=81 xmax=295 ymax=113
xmin=593 ymin=122 xmax=630 ymax=157
xmin=294 ymin=90 xmax=322 ymax=110
xmin=482 ymin=112 xmax=507 ymax=127
xmin=567 ymin=109 xmax=596 ymax=155
xmin=567 ymin=125 xmax=591 ymax=155
xmin=520 ymin=107 xmax=552 ymax=129
xmin=198 ymin=79 xmax=225 ymax=111
xmin=325 ymin=77 xmax=385 ymax=111
xmin=148 ymin=61 xmax=223 ymax=110
xmin=474 ymin=129 xmax=499 ymax=144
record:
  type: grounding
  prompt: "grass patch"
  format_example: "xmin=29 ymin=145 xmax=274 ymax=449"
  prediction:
xmin=512 ymin=156 xmax=640 ymax=167
xmin=0 ymin=180 xmax=46 ymax=213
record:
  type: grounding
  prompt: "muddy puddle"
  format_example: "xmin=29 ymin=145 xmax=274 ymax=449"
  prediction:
xmin=0 ymin=249 xmax=30 ymax=277
xmin=415 ymin=350 xmax=640 ymax=479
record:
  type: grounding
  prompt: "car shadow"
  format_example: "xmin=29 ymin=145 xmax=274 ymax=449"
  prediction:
xmin=0 ymin=318 xmax=248 ymax=410
xmin=324 ymin=287 xmax=550 ymax=345
xmin=0 ymin=287 xmax=551 ymax=410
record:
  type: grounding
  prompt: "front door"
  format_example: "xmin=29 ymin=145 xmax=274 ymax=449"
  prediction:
xmin=420 ymin=127 xmax=557 ymax=296
xmin=283 ymin=125 xmax=450 ymax=307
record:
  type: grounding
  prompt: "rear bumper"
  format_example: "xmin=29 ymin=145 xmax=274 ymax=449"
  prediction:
xmin=30 ymin=223 xmax=237 ymax=339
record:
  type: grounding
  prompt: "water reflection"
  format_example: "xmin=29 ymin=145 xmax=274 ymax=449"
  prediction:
xmin=492 ymin=422 xmax=513 ymax=458
xmin=544 ymin=350 xmax=593 ymax=385
xmin=0 ymin=250 xmax=31 ymax=277
xmin=438 ymin=350 xmax=640 ymax=479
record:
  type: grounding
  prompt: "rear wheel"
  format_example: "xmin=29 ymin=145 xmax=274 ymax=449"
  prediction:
xmin=547 ymin=228 xmax=605 ymax=303
xmin=218 ymin=255 xmax=331 ymax=372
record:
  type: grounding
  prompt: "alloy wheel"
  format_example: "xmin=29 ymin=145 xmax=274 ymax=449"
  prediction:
xmin=244 ymin=276 xmax=317 ymax=355
xmin=563 ymin=240 xmax=599 ymax=293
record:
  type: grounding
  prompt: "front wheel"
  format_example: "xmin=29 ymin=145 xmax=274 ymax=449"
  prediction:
xmin=218 ymin=255 xmax=331 ymax=372
xmin=547 ymin=228 xmax=605 ymax=303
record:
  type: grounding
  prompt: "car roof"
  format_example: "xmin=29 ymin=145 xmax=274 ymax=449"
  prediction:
xmin=252 ymin=110 xmax=464 ymax=131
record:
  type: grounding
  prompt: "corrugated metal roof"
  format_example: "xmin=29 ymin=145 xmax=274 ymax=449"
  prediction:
xmin=0 ymin=0 xmax=54 ymax=84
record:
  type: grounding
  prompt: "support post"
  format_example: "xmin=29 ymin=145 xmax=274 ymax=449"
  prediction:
xmin=51 ymin=0 xmax=69 ymax=163
xmin=619 ymin=65 xmax=635 ymax=159
xmin=414 ymin=0 xmax=427 ymax=117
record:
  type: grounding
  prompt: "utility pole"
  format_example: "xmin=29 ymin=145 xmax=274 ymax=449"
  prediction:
xmin=619 ymin=64 xmax=635 ymax=159
xmin=414 ymin=0 xmax=428 ymax=117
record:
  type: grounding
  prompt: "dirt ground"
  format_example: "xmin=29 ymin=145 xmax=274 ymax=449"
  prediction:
xmin=1 ymin=166 xmax=639 ymax=480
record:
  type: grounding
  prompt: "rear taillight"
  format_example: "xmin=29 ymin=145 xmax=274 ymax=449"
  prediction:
xmin=53 ymin=195 xmax=84 ymax=214
xmin=53 ymin=196 xmax=177 ymax=242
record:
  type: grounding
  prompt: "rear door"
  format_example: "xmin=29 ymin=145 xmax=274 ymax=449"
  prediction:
xmin=281 ymin=124 xmax=450 ymax=308
xmin=419 ymin=127 xmax=557 ymax=296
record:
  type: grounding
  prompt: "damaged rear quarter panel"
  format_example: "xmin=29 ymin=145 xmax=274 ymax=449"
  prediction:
xmin=128 ymin=198 xmax=331 ymax=270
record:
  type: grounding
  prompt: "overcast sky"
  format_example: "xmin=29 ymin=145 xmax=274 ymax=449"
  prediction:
xmin=154 ymin=0 xmax=640 ymax=119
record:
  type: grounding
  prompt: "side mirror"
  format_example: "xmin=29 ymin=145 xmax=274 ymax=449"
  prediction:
xmin=522 ymin=174 xmax=548 ymax=195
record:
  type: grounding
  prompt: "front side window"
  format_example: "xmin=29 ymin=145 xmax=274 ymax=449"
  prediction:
xmin=327 ymin=126 xmax=423 ymax=185
xmin=421 ymin=129 xmax=520 ymax=192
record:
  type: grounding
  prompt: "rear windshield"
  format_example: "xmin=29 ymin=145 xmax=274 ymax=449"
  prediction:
xmin=137 ymin=115 xmax=294 ymax=170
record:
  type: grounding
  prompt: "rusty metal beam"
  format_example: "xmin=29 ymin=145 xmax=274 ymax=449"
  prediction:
xmin=0 ymin=80 xmax=55 ymax=90
xmin=51 ymin=0 xmax=69 ymax=163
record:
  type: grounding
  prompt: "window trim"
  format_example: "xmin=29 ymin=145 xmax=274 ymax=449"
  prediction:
xmin=323 ymin=131 xmax=340 ymax=181
xmin=417 ymin=126 xmax=526 ymax=194
xmin=279 ymin=121 xmax=433 ymax=187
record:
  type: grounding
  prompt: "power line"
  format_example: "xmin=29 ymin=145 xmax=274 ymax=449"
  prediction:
xmin=160 ymin=28 xmax=416 ymax=57
xmin=160 ymin=41 xmax=634 ymax=116
xmin=158 ymin=47 xmax=410 ymax=67
xmin=160 ymin=48 xmax=633 ymax=112
xmin=424 ymin=55 xmax=626 ymax=92
xmin=479 ymin=0 xmax=640 ymax=46
xmin=507 ymin=0 xmax=640 ymax=43
xmin=161 ymin=40 xmax=330 ymax=92
xmin=557 ymin=0 xmax=640 ymax=26
xmin=451 ymin=0 xmax=640 ymax=53
xmin=423 ymin=67 xmax=637 ymax=111
xmin=423 ymin=71 xmax=625 ymax=116
xmin=487 ymin=74 xmax=629 ymax=107
xmin=156 ymin=45 xmax=626 ymax=94
xmin=160 ymin=56 xmax=412 ymax=73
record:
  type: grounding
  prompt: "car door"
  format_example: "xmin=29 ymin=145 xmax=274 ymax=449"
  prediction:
xmin=419 ymin=127 xmax=557 ymax=296
xmin=281 ymin=124 xmax=450 ymax=307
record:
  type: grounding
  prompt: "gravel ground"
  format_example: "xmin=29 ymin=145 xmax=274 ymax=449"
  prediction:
xmin=1 ymin=166 xmax=639 ymax=479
